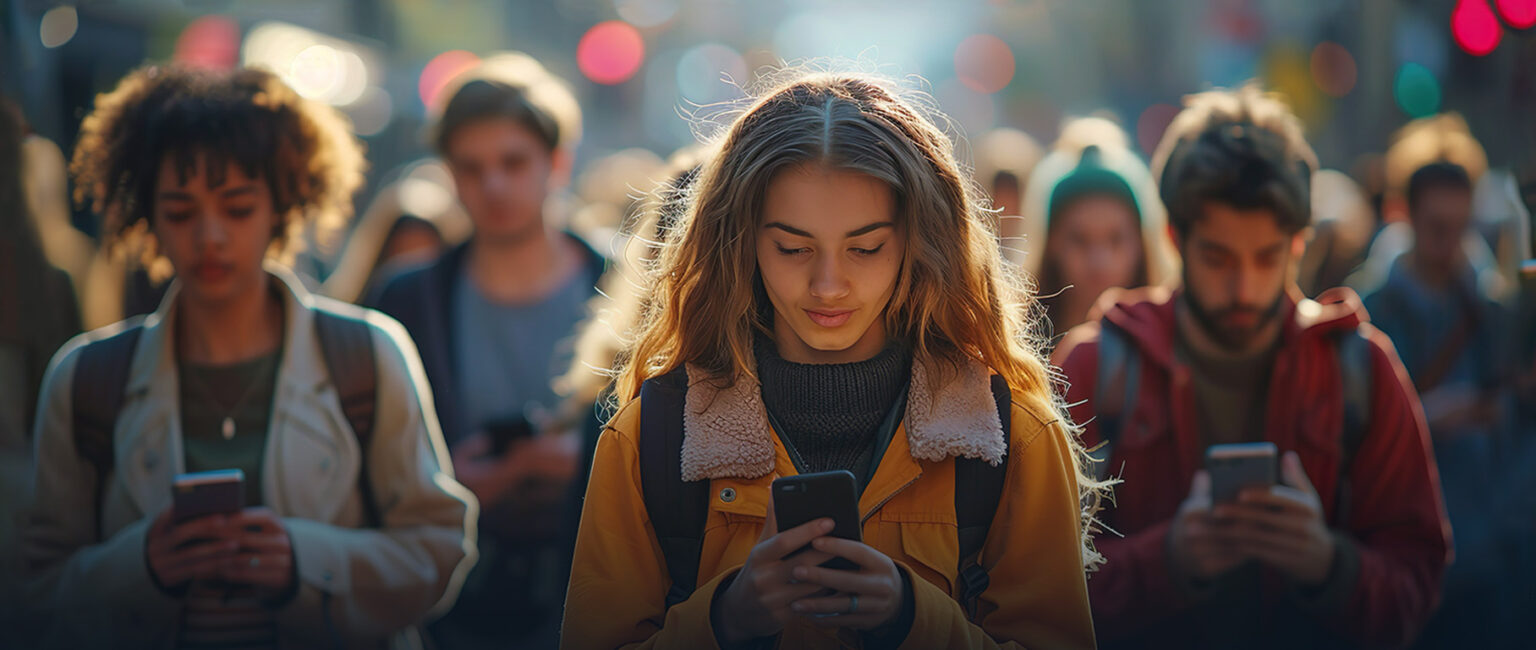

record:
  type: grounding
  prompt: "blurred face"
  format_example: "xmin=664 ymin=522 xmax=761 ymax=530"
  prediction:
xmin=756 ymin=165 xmax=905 ymax=364
xmin=444 ymin=119 xmax=558 ymax=244
xmin=1178 ymin=202 xmax=1302 ymax=350
xmin=1049 ymin=195 xmax=1144 ymax=300
xmin=1410 ymin=185 xmax=1473 ymax=271
xmin=151 ymin=156 xmax=277 ymax=307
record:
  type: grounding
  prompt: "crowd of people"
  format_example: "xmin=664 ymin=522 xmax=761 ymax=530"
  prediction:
xmin=0 ymin=49 xmax=1532 ymax=650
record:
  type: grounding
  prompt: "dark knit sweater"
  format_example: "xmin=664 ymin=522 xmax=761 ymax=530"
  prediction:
xmin=755 ymin=336 xmax=912 ymax=475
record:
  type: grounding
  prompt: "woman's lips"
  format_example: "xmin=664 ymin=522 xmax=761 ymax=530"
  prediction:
xmin=192 ymin=261 xmax=233 ymax=283
xmin=805 ymin=309 xmax=854 ymax=328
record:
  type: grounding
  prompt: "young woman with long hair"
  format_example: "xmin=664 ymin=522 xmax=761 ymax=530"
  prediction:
xmin=562 ymin=71 xmax=1103 ymax=650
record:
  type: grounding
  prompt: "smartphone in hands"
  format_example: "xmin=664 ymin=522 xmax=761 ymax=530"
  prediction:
xmin=771 ymin=470 xmax=862 ymax=571
xmin=172 ymin=469 xmax=244 ymax=524
xmin=1205 ymin=442 xmax=1278 ymax=505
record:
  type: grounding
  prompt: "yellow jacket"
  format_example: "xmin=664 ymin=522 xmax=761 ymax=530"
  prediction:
xmin=562 ymin=355 xmax=1094 ymax=649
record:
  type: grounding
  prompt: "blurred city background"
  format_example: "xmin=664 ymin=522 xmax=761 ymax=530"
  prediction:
xmin=4 ymin=0 xmax=1534 ymax=259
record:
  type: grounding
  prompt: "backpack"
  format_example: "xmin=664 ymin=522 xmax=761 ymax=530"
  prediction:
xmin=1088 ymin=321 xmax=1374 ymax=518
xmin=636 ymin=366 xmax=1013 ymax=621
xmin=70 ymin=310 xmax=384 ymax=541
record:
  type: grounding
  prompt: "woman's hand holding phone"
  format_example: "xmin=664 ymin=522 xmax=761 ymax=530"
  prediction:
xmin=788 ymin=536 xmax=906 ymax=631
xmin=712 ymin=506 xmax=838 ymax=646
xmin=219 ymin=508 xmax=296 ymax=600
xmin=144 ymin=507 xmax=296 ymax=601
xmin=145 ymin=509 xmax=239 ymax=592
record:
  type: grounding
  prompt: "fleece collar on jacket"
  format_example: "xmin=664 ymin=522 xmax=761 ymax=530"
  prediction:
xmin=677 ymin=353 xmax=1006 ymax=481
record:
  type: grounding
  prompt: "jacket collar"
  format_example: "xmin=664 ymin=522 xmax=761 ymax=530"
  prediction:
xmin=124 ymin=262 xmax=327 ymax=396
xmin=115 ymin=263 xmax=343 ymax=517
xmin=678 ymin=352 xmax=1006 ymax=481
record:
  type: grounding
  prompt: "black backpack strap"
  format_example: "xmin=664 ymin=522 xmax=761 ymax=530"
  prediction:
xmin=954 ymin=374 xmax=1012 ymax=621
xmin=313 ymin=310 xmax=382 ymax=529
xmin=1332 ymin=327 xmax=1373 ymax=522
xmin=1089 ymin=321 xmax=1139 ymax=481
xmin=637 ymin=366 xmax=708 ymax=610
xmin=71 ymin=325 xmax=143 ymax=541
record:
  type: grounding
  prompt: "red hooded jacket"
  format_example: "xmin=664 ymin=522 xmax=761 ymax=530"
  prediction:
xmin=1054 ymin=286 xmax=1451 ymax=649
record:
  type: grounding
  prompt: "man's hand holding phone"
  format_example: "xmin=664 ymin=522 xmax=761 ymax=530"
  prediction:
xmin=1169 ymin=471 xmax=1247 ymax=582
xmin=1214 ymin=452 xmax=1336 ymax=587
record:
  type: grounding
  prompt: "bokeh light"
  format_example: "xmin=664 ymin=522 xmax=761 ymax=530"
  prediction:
xmin=1135 ymin=103 xmax=1180 ymax=156
xmin=244 ymin=22 xmax=376 ymax=107
xmin=289 ymin=45 xmax=343 ymax=101
xmin=1452 ymin=0 xmax=1503 ymax=56
xmin=935 ymin=78 xmax=997 ymax=133
xmin=1394 ymin=63 xmax=1442 ymax=118
xmin=173 ymin=15 xmax=240 ymax=70
xmin=418 ymin=50 xmax=481 ymax=110
xmin=1309 ymin=42 xmax=1357 ymax=98
xmin=676 ymin=43 xmax=747 ymax=104
xmin=578 ymin=21 xmax=645 ymax=85
xmin=614 ymin=0 xmax=681 ymax=29
xmin=1262 ymin=43 xmax=1324 ymax=126
xmin=954 ymin=34 xmax=1015 ymax=94
xmin=773 ymin=12 xmax=844 ymax=62
xmin=347 ymin=87 xmax=393 ymax=137
xmin=40 ymin=6 xmax=78 ymax=49
xmin=1498 ymin=0 xmax=1536 ymax=28
xmin=399 ymin=176 xmax=455 ymax=217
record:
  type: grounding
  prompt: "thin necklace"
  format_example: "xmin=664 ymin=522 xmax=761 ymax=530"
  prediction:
xmin=184 ymin=354 xmax=277 ymax=440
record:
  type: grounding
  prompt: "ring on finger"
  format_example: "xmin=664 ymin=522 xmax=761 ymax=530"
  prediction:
xmin=846 ymin=594 xmax=858 ymax=615
xmin=249 ymin=556 xmax=261 ymax=568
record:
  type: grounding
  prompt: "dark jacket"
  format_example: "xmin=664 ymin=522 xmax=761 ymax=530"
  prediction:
xmin=1053 ymin=286 xmax=1451 ymax=649
xmin=366 ymin=236 xmax=606 ymax=447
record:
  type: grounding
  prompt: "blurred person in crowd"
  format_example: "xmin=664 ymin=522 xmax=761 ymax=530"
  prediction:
xmin=1298 ymin=170 xmax=1375 ymax=297
xmin=0 ymin=95 xmax=82 ymax=648
xmin=552 ymin=145 xmax=707 ymax=500
xmin=569 ymin=146 xmax=665 ymax=247
xmin=563 ymin=71 xmax=1104 ymax=650
xmin=1350 ymin=114 xmax=1511 ymax=304
xmin=367 ymin=54 xmax=603 ymax=649
xmin=322 ymin=160 xmax=471 ymax=304
xmin=1053 ymin=85 xmax=1450 ymax=649
xmin=23 ymin=65 xmax=475 ymax=649
xmin=1020 ymin=117 xmax=1178 ymax=340
xmin=1359 ymin=162 xmax=1517 ymax=648
xmin=972 ymin=126 xmax=1043 ymax=246
xmin=20 ymin=133 xmax=96 ymax=310
xmin=542 ymin=149 xmax=708 ymax=634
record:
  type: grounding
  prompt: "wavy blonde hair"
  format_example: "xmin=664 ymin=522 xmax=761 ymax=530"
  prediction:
xmin=613 ymin=71 xmax=1106 ymax=567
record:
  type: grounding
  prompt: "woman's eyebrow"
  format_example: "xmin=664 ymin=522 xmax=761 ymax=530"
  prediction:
xmin=763 ymin=222 xmax=813 ymax=237
xmin=845 ymin=221 xmax=894 ymax=237
xmin=763 ymin=221 xmax=895 ymax=238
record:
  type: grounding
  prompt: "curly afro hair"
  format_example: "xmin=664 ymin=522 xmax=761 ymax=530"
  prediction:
xmin=70 ymin=65 xmax=366 ymax=272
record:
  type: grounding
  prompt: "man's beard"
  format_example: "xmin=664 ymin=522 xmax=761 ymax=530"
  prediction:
xmin=1184 ymin=285 xmax=1285 ymax=350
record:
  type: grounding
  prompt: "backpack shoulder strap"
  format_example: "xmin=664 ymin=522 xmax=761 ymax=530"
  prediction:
xmin=953 ymin=374 xmax=1012 ymax=621
xmin=1090 ymin=321 xmax=1139 ymax=480
xmin=637 ymin=366 xmax=707 ymax=610
xmin=313 ymin=310 xmax=382 ymax=529
xmin=72 ymin=324 xmax=143 ymax=541
xmin=1332 ymin=326 xmax=1373 ymax=521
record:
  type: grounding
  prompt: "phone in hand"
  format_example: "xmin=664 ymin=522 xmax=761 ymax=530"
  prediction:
xmin=771 ymin=470 xmax=862 ymax=571
xmin=172 ymin=469 xmax=245 ymax=524
xmin=1205 ymin=442 xmax=1278 ymax=505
